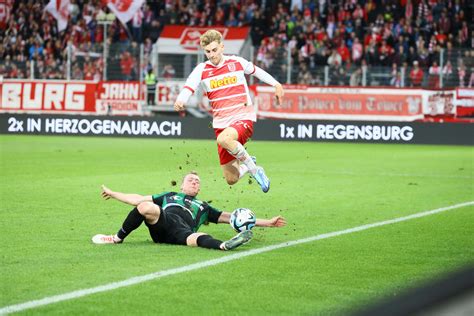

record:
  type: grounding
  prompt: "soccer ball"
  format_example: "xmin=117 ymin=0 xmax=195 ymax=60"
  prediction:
xmin=230 ymin=208 xmax=256 ymax=232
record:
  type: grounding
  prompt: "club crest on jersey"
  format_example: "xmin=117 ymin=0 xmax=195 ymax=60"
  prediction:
xmin=210 ymin=76 xmax=237 ymax=89
xmin=227 ymin=63 xmax=236 ymax=72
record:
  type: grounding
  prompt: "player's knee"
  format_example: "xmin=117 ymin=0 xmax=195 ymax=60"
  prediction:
xmin=186 ymin=233 xmax=205 ymax=247
xmin=225 ymin=174 xmax=239 ymax=185
xmin=216 ymin=134 xmax=225 ymax=146
xmin=137 ymin=201 xmax=159 ymax=216
xmin=216 ymin=132 xmax=231 ymax=148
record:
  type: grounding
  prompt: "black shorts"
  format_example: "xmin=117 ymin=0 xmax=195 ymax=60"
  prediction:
xmin=145 ymin=207 xmax=194 ymax=245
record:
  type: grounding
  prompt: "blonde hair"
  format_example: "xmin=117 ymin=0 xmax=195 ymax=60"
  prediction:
xmin=200 ymin=30 xmax=223 ymax=47
xmin=182 ymin=171 xmax=199 ymax=183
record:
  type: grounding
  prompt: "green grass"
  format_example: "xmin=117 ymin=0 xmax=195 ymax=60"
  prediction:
xmin=0 ymin=135 xmax=473 ymax=315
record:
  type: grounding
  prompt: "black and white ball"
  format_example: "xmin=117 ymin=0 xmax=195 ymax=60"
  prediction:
xmin=230 ymin=208 xmax=256 ymax=232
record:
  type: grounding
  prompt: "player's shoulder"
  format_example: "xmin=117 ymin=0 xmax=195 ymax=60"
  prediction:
xmin=192 ymin=62 xmax=207 ymax=73
xmin=225 ymin=55 xmax=248 ymax=64
xmin=154 ymin=191 xmax=172 ymax=196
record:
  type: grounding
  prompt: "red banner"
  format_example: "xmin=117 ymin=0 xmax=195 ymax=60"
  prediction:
xmin=0 ymin=80 xmax=145 ymax=115
xmin=255 ymin=86 xmax=424 ymax=121
xmin=0 ymin=0 xmax=13 ymax=30
xmin=0 ymin=80 xmax=96 ymax=113
xmin=95 ymin=81 xmax=144 ymax=115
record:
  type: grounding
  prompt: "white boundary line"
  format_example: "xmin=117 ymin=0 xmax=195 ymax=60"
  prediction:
xmin=1 ymin=201 xmax=473 ymax=315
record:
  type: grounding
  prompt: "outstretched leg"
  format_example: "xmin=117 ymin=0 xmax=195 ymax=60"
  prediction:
xmin=186 ymin=231 xmax=253 ymax=251
xmin=92 ymin=202 xmax=161 ymax=244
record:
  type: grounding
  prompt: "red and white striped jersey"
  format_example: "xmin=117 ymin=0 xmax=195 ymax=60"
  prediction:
xmin=182 ymin=55 xmax=257 ymax=128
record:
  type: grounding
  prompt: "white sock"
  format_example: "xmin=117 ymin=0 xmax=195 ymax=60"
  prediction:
xmin=229 ymin=143 xmax=257 ymax=175
xmin=238 ymin=164 xmax=249 ymax=179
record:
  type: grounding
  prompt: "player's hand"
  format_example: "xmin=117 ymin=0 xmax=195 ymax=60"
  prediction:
xmin=274 ymin=83 xmax=284 ymax=105
xmin=268 ymin=215 xmax=287 ymax=227
xmin=101 ymin=185 xmax=113 ymax=200
xmin=174 ymin=101 xmax=185 ymax=112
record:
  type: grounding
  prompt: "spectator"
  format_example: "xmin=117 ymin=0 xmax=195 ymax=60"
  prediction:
xmin=327 ymin=48 xmax=342 ymax=68
xmin=350 ymin=68 xmax=362 ymax=86
xmin=120 ymin=51 xmax=134 ymax=81
xmin=29 ymin=40 xmax=44 ymax=60
xmin=379 ymin=40 xmax=394 ymax=66
xmin=162 ymin=64 xmax=175 ymax=79
xmin=428 ymin=61 xmax=441 ymax=88
xmin=250 ymin=10 xmax=266 ymax=47
xmin=131 ymin=6 xmax=144 ymax=42
xmin=351 ymin=37 xmax=363 ymax=64
xmin=442 ymin=60 xmax=453 ymax=79
xmin=145 ymin=69 xmax=157 ymax=105
xmin=410 ymin=61 xmax=424 ymax=87
xmin=468 ymin=68 xmax=474 ymax=88
xmin=337 ymin=41 xmax=350 ymax=64
xmin=457 ymin=60 xmax=466 ymax=87
xmin=68 ymin=0 xmax=80 ymax=24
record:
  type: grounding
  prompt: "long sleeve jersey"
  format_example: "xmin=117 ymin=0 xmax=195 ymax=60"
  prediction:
xmin=177 ymin=55 xmax=279 ymax=128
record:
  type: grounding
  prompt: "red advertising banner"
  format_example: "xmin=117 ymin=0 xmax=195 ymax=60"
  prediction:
xmin=254 ymin=86 xmax=424 ymax=121
xmin=0 ymin=80 xmax=145 ymax=115
xmin=0 ymin=80 xmax=96 ymax=113
xmin=95 ymin=81 xmax=144 ymax=115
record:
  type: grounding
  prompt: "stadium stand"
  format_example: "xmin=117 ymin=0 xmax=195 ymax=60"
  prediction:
xmin=0 ymin=0 xmax=472 ymax=88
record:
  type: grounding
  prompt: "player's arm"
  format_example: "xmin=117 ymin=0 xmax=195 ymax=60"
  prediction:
xmin=255 ymin=216 xmax=286 ymax=227
xmin=240 ymin=56 xmax=284 ymax=105
xmin=101 ymin=185 xmax=152 ymax=206
xmin=252 ymin=66 xmax=284 ymax=105
xmin=217 ymin=211 xmax=231 ymax=223
xmin=217 ymin=211 xmax=286 ymax=228
xmin=174 ymin=63 xmax=204 ymax=112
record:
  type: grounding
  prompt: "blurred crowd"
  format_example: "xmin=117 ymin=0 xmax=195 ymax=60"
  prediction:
xmin=1 ymin=0 xmax=473 ymax=87
xmin=253 ymin=0 xmax=473 ymax=87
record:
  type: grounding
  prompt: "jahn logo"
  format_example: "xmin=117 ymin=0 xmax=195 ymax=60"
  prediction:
xmin=180 ymin=27 xmax=228 ymax=51
xmin=109 ymin=0 xmax=132 ymax=11
xmin=210 ymin=76 xmax=237 ymax=89
xmin=407 ymin=97 xmax=421 ymax=114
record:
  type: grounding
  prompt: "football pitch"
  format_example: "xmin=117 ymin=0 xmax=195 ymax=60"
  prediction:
xmin=1 ymin=135 xmax=473 ymax=315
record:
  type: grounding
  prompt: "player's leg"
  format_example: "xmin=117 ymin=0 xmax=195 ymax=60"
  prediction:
xmin=187 ymin=232 xmax=223 ymax=249
xmin=220 ymin=159 xmax=240 ymax=185
xmin=216 ymin=126 xmax=257 ymax=174
xmin=216 ymin=122 xmax=270 ymax=192
xmin=187 ymin=231 xmax=253 ymax=250
xmin=92 ymin=202 xmax=161 ymax=244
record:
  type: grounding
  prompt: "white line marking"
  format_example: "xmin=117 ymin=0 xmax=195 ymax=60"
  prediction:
xmin=310 ymin=170 xmax=473 ymax=179
xmin=1 ymin=201 xmax=473 ymax=315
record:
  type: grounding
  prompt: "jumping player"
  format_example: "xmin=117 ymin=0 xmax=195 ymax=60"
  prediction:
xmin=174 ymin=29 xmax=284 ymax=193
xmin=92 ymin=172 xmax=287 ymax=250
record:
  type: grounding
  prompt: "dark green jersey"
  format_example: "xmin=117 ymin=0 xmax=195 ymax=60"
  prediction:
xmin=152 ymin=192 xmax=222 ymax=232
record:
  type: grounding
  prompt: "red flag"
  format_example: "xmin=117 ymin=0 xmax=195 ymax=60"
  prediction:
xmin=45 ymin=0 xmax=69 ymax=32
xmin=0 ymin=0 xmax=13 ymax=30
xmin=106 ymin=0 xmax=144 ymax=24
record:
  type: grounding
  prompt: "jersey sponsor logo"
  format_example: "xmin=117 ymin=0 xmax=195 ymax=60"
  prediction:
xmin=210 ymin=76 xmax=237 ymax=89
xmin=201 ymin=61 xmax=244 ymax=79
xmin=207 ymin=85 xmax=246 ymax=100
